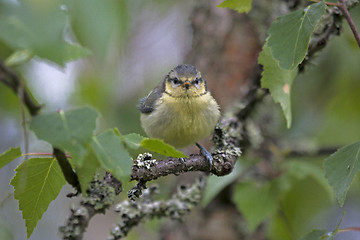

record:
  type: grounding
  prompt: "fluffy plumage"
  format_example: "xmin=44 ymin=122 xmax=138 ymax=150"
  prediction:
xmin=139 ymin=64 xmax=220 ymax=148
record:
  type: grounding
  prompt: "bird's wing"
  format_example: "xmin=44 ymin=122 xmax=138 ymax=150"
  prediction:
xmin=139 ymin=83 xmax=164 ymax=114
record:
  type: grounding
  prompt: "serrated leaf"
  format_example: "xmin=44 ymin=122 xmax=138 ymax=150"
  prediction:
xmin=324 ymin=142 xmax=360 ymax=206
xmin=5 ymin=49 xmax=33 ymax=66
xmin=299 ymin=230 xmax=329 ymax=240
xmin=141 ymin=138 xmax=188 ymax=158
xmin=10 ymin=157 xmax=66 ymax=238
xmin=30 ymin=107 xmax=99 ymax=166
xmin=233 ymin=180 xmax=279 ymax=231
xmin=258 ymin=44 xmax=298 ymax=128
xmin=267 ymin=1 xmax=326 ymax=70
xmin=122 ymin=133 xmax=144 ymax=150
xmin=0 ymin=1 xmax=89 ymax=66
xmin=91 ymin=129 xmax=132 ymax=182
xmin=0 ymin=147 xmax=22 ymax=169
xmin=217 ymin=0 xmax=252 ymax=13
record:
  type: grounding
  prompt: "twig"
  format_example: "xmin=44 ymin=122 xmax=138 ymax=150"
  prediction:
xmin=130 ymin=148 xmax=240 ymax=181
xmin=338 ymin=227 xmax=360 ymax=233
xmin=60 ymin=174 xmax=122 ymax=240
xmin=300 ymin=0 xmax=360 ymax=71
xmin=235 ymin=63 xmax=268 ymax=121
xmin=300 ymin=26 xmax=340 ymax=71
xmin=339 ymin=0 xmax=360 ymax=47
xmin=53 ymin=148 xmax=81 ymax=194
xmin=284 ymin=146 xmax=340 ymax=158
xmin=109 ymin=178 xmax=206 ymax=240
xmin=18 ymin=82 xmax=29 ymax=158
xmin=131 ymin=119 xmax=242 ymax=183
xmin=308 ymin=0 xmax=341 ymax=7
xmin=0 ymin=61 xmax=41 ymax=116
xmin=0 ymin=192 xmax=13 ymax=209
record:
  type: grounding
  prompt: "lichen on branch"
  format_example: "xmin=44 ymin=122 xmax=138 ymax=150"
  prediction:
xmin=108 ymin=178 xmax=206 ymax=240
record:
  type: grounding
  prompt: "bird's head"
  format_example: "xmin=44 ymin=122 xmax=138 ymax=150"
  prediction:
xmin=164 ymin=64 xmax=208 ymax=99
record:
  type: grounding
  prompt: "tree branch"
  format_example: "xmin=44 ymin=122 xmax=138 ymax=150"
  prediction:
xmin=339 ymin=0 xmax=360 ymax=47
xmin=0 ymin=61 xmax=42 ymax=116
xmin=300 ymin=0 xmax=360 ymax=71
xmin=130 ymin=118 xmax=242 ymax=184
xmin=300 ymin=5 xmax=343 ymax=71
xmin=53 ymin=148 xmax=81 ymax=194
xmin=0 ymin=60 xmax=84 ymax=194
xmin=60 ymin=173 xmax=122 ymax=240
xmin=109 ymin=178 xmax=206 ymax=240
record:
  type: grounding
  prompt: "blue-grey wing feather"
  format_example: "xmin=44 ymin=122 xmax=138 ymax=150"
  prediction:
xmin=139 ymin=81 xmax=165 ymax=114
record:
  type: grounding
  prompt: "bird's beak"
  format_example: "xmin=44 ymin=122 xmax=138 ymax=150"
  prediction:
xmin=183 ymin=81 xmax=191 ymax=90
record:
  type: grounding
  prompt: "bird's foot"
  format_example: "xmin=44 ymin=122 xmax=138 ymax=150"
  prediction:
xmin=179 ymin=157 xmax=186 ymax=165
xmin=196 ymin=142 xmax=213 ymax=168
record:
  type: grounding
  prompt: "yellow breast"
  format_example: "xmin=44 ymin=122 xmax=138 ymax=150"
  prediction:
xmin=140 ymin=92 xmax=220 ymax=148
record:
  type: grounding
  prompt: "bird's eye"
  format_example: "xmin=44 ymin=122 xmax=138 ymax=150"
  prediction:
xmin=192 ymin=78 xmax=202 ymax=88
xmin=171 ymin=78 xmax=182 ymax=88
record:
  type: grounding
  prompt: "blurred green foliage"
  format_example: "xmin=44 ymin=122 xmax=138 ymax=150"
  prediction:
xmin=0 ymin=0 xmax=360 ymax=240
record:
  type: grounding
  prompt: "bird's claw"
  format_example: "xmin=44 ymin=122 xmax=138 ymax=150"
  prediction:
xmin=179 ymin=157 xmax=186 ymax=165
xmin=196 ymin=142 xmax=213 ymax=168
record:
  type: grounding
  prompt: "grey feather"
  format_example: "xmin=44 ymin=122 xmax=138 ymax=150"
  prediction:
xmin=139 ymin=80 xmax=165 ymax=114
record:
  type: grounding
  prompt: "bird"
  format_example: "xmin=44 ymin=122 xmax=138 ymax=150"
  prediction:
xmin=139 ymin=64 xmax=220 ymax=167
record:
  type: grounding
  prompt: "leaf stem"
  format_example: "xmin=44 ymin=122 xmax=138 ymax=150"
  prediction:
xmin=308 ymin=0 xmax=341 ymax=7
xmin=338 ymin=227 xmax=360 ymax=233
xmin=339 ymin=0 xmax=360 ymax=47
xmin=22 ymin=152 xmax=72 ymax=158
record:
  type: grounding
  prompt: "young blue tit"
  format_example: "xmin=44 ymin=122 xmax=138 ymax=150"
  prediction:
xmin=139 ymin=64 xmax=220 ymax=166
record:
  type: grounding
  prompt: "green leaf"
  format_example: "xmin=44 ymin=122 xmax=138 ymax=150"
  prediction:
xmin=0 ymin=216 xmax=14 ymax=240
xmin=324 ymin=142 xmax=360 ymax=206
xmin=217 ymin=0 xmax=252 ymax=13
xmin=0 ymin=147 xmax=21 ymax=169
xmin=4 ymin=49 xmax=33 ymax=66
xmin=284 ymin=160 xmax=333 ymax=199
xmin=233 ymin=180 xmax=279 ymax=231
xmin=0 ymin=0 xmax=89 ymax=66
xmin=299 ymin=230 xmax=329 ymax=240
xmin=69 ymin=0 xmax=128 ymax=62
xmin=76 ymin=147 xmax=100 ymax=195
xmin=298 ymin=212 xmax=345 ymax=240
xmin=267 ymin=1 xmax=326 ymax=70
xmin=122 ymin=133 xmax=144 ymax=150
xmin=122 ymin=134 xmax=187 ymax=158
xmin=91 ymin=129 xmax=132 ymax=182
xmin=258 ymin=44 xmax=298 ymax=128
xmin=64 ymin=43 xmax=92 ymax=62
xmin=10 ymin=157 xmax=66 ymax=238
xmin=30 ymin=107 xmax=99 ymax=166
xmin=202 ymin=163 xmax=241 ymax=206
xmin=140 ymin=138 xmax=188 ymax=158
xmin=269 ymin=214 xmax=293 ymax=240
